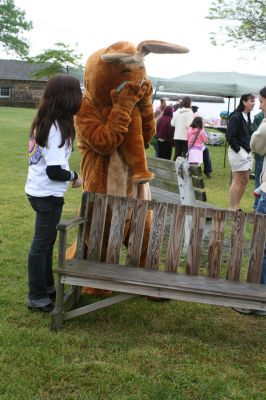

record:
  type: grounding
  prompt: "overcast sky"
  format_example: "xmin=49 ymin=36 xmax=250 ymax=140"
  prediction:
xmin=2 ymin=0 xmax=264 ymax=79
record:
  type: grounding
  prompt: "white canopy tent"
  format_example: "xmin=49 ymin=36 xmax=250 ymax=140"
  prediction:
xmin=152 ymin=71 xmax=266 ymax=166
xmin=154 ymin=71 xmax=266 ymax=98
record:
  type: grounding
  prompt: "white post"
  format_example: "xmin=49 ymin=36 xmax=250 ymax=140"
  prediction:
xmin=175 ymin=157 xmax=195 ymax=253
xmin=175 ymin=157 xmax=195 ymax=206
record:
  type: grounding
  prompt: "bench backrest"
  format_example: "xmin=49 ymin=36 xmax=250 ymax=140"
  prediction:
xmin=76 ymin=192 xmax=266 ymax=284
xmin=147 ymin=156 xmax=207 ymax=202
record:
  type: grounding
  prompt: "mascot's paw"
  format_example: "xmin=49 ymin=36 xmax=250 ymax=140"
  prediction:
xmin=82 ymin=287 xmax=112 ymax=296
xmin=131 ymin=172 xmax=154 ymax=184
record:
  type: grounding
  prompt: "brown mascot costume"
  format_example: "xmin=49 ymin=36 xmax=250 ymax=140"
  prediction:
xmin=70 ymin=40 xmax=189 ymax=295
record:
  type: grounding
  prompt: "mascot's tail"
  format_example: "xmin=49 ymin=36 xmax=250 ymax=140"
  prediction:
xmin=66 ymin=241 xmax=77 ymax=260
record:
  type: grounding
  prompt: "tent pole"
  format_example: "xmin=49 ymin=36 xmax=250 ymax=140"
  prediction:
xmin=223 ymin=97 xmax=231 ymax=168
xmin=152 ymin=85 xmax=158 ymax=104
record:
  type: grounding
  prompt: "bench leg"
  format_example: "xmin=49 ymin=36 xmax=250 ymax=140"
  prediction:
xmin=63 ymin=285 xmax=82 ymax=311
xmin=50 ymin=276 xmax=65 ymax=331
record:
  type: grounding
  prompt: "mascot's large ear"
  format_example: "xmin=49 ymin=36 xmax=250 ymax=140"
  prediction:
xmin=101 ymin=40 xmax=189 ymax=63
xmin=137 ymin=40 xmax=189 ymax=56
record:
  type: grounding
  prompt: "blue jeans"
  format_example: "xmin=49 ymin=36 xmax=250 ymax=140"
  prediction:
xmin=254 ymin=153 xmax=263 ymax=209
xmin=256 ymin=191 xmax=266 ymax=284
xmin=27 ymin=195 xmax=63 ymax=307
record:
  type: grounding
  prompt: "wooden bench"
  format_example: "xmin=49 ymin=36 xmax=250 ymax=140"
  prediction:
xmin=147 ymin=156 xmax=209 ymax=206
xmin=51 ymin=192 xmax=266 ymax=331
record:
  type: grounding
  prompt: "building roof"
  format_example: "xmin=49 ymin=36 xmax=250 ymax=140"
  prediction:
xmin=0 ymin=59 xmax=49 ymax=81
xmin=0 ymin=59 xmax=84 ymax=84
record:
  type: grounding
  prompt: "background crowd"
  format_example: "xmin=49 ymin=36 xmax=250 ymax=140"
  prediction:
xmin=152 ymin=88 xmax=266 ymax=316
xmin=153 ymin=96 xmax=213 ymax=178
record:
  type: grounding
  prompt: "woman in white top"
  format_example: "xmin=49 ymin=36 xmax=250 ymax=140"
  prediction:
xmin=171 ymin=96 xmax=194 ymax=160
xmin=25 ymin=74 xmax=83 ymax=313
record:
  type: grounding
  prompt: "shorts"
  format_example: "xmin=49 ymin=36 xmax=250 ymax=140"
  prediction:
xmin=228 ymin=146 xmax=253 ymax=172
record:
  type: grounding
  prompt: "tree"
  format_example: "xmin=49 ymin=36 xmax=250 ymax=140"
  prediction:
xmin=28 ymin=42 xmax=83 ymax=79
xmin=206 ymin=0 xmax=266 ymax=50
xmin=0 ymin=0 xmax=32 ymax=58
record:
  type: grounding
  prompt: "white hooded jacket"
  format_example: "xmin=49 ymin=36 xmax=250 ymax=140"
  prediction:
xmin=171 ymin=107 xmax=194 ymax=141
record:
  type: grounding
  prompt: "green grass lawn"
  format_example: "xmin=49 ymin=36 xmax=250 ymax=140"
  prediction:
xmin=1 ymin=107 xmax=266 ymax=400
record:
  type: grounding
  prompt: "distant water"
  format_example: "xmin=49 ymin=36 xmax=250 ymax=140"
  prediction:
xmin=153 ymin=99 xmax=261 ymax=123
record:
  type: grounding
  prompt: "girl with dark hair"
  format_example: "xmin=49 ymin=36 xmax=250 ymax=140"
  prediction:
xmin=226 ymin=93 xmax=255 ymax=211
xmin=25 ymin=74 xmax=83 ymax=313
xmin=187 ymin=116 xmax=207 ymax=164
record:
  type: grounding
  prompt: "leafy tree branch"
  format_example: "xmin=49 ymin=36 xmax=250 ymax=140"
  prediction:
xmin=0 ymin=0 xmax=32 ymax=57
xmin=28 ymin=42 xmax=83 ymax=79
xmin=206 ymin=0 xmax=266 ymax=50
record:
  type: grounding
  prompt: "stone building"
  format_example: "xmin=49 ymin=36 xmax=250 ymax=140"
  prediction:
xmin=0 ymin=59 xmax=84 ymax=108
xmin=0 ymin=59 xmax=49 ymax=108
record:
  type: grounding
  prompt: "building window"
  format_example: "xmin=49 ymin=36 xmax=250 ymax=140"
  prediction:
xmin=0 ymin=87 xmax=11 ymax=98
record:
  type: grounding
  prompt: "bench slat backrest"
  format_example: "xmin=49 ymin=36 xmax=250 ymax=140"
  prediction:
xmin=227 ymin=213 xmax=247 ymax=281
xmin=247 ymin=214 xmax=266 ymax=283
xmin=147 ymin=155 xmax=207 ymax=202
xmin=86 ymin=194 xmax=108 ymax=261
xmin=106 ymin=197 xmax=128 ymax=264
xmin=78 ymin=193 xmax=266 ymax=285
xmin=126 ymin=200 xmax=149 ymax=266
xmin=147 ymin=156 xmax=178 ymax=193
xmin=165 ymin=205 xmax=186 ymax=273
xmin=186 ymin=207 xmax=207 ymax=275
xmin=189 ymin=164 xmax=207 ymax=202
xmin=206 ymin=210 xmax=226 ymax=278
xmin=76 ymin=192 xmax=90 ymax=259
xmin=145 ymin=202 xmax=168 ymax=270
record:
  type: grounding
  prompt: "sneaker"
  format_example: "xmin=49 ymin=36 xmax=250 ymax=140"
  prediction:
xmin=253 ymin=310 xmax=266 ymax=316
xmin=232 ymin=307 xmax=253 ymax=315
xmin=28 ymin=302 xmax=55 ymax=313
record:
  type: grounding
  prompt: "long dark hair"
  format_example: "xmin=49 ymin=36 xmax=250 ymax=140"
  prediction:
xmin=190 ymin=116 xmax=203 ymax=129
xmin=31 ymin=74 xmax=82 ymax=148
xmin=236 ymin=93 xmax=255 ymax=112
xmin=260 ymin=87 xmax=266 ymax=98
xmin=179 ymin=96 xmax=191 ymax=108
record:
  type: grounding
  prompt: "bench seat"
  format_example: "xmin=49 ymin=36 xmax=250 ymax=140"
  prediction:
xmin=59 ymin=259 xmax=266 ymax=311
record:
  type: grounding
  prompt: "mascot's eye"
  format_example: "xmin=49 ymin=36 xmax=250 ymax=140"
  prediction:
xmin=121 ymin=68 xmax=132 ymax=73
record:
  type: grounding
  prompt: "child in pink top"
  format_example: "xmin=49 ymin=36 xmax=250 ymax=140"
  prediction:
xmin=187 ymin=116 xmax=208 ymax=164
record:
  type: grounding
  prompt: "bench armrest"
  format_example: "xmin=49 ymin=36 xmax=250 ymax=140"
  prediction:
xmin=57 ymin=217 xmax=85 ymax=231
